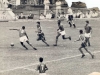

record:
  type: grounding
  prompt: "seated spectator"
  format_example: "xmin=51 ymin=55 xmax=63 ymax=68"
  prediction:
xmin=59 ymin=12 xmax=66 ymax=21
xmin=28 ymin=14 xmax=34 ymax=19
xmin=85 ymin=12 xmax=91 ymax=18
xmin=39 ymin=13 xmax=45 ymax=20
xmin=50 ymin=10 xmax=55 ymax=19
xmin=46 ymin=12 xmax=52 ymax=19
xmin=19 ymin=12 xmax=26 ymax=19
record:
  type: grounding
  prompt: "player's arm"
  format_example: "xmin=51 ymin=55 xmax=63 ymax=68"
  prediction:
xmin=45 ymin=64 xmax=48 ymax=71
xmin=9 ymin=29 xmax=20 ymax=31
xmin=74 ymin=36 xmax=80 ymax=42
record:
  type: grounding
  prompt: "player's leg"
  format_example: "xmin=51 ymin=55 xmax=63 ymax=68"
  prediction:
xmin=41 ymin=38 xmax=49 ymax=46
xmin=72 ymin=20 xmax=76 ymax=28
xmin=85 ymin=37 xmax=90 ymax=46
xmin=68 ymin=15 xmax=72 ymax=27
xmin=62 ymin=35 xmax=71 ymax=40
xmin=26 ymin=41 xmax=37 ymax=50
xmin=84 ymin=47 xmax=94 ymax=59
xmin=69 ymin=21 xmax=72 ymax=27
xmin=37 ymin=34 xmax=41 ymax=41
xmin=20 ymin=42 xmax=28 ymax=50
xmin=87 ymin=37 xmax=91 ymax=46
xmin=54 ymin=33 xmax=61 ymax=46
xmin=79 ymin=46 xmax=85 ymax=58
xmin=85 ymin=37 xmax=88 ymax=46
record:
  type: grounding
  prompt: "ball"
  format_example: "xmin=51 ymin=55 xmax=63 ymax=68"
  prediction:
xmin=10 ymin=43 xmax=14 ymax=47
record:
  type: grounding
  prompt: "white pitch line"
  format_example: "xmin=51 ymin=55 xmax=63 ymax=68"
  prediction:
xmin=23 ymin=68 xmax=36 ymax=72
xmin=0 ymin=51 xmax=100 ymax=73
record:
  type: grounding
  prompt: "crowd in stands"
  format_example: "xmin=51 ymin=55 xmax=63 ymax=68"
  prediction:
xmin=17 ymin=9 xmax=99 ymax=20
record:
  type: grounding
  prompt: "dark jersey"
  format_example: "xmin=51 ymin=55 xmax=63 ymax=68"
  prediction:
xmin=37 ymin=32 xmax=46 ymax=41
xmin=68 ymin=15 xmax=73 ymax=21
xmin=84 ymin=25 xmax=92 ymax=33
xmin=37 ymin=63 xmax=48 ymax=73
xmin=59 ymin=25 xmax=64 ymax=31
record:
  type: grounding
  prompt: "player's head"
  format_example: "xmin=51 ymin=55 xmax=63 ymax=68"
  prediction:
xmin=37 ymin=21 xmax=40 ymax=25
xmin=79 ymin=30 xmax=83 ymax=34
xmin=39 ymin=57 xmax=43 ymax=62
xmin=86 ymin=20 xmax=89 ymax=24
xmin=22 ymin=26 xmax=25 ymax=30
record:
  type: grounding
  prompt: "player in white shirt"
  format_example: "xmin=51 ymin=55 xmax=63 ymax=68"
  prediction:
xmin=74 ymin=30 xmax=94 ymax=58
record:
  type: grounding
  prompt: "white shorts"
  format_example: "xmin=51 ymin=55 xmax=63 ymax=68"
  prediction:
xmin=60 ymin=30 xmax=66 ymax=35
xmin=19 ymin=36 xmax=28 ymax=42
xmin=85 ymin=33 xmax=91 ymax=37
xmin=39 ymin=73 xmax=46 ymax=75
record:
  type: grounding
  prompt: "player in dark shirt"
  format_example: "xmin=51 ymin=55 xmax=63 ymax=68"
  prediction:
xmin=54 ymin=21 xmax=71 ymax=46
xmin=84 ymin=20 xmax=92 ymax=46
xmin=9 ymin=26 xmax=37 ymax=50
xmin=74 ymin=30 xmax=94 ymax=58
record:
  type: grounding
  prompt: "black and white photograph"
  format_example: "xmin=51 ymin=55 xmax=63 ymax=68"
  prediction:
xmin=0 ymin=0 xmax=100 ymax=75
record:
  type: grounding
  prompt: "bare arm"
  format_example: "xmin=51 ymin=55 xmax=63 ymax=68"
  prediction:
xmin=74 ymin=36 xmax=80 ymax=42
xmin=9 ymin=29 xmax=20 ymax=31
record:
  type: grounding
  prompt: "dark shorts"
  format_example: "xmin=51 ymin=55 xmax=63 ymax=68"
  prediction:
xmin=37 ymin=33 xmax=45 ymax=41
xmin=81 ymin=42 xmax=87 ymax=48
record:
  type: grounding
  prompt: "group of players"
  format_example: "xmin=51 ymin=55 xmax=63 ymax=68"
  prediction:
xmin=10 ymin=16 xmax=94 ymax=59
xmin=9 ymin=16 xmax=95 ymax=75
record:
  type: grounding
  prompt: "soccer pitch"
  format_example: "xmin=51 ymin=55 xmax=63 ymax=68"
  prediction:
xmin=0 ymin=19 xmax=100 ymax=75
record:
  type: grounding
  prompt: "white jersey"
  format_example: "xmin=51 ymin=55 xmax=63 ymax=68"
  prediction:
xmin=79 ymin=34 xmax=85 ymax=43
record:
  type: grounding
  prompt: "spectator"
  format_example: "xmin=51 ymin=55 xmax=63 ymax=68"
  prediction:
xmin=28 ymin=14 xmax=34 ymax=19
xmin=56 ymin=0 xmax=62 ymax=17
xmin=19 ymin=12 xmax=26 ymax=19
xmin=39 ymin=13 xmax=45 ymax=20
xmin=44 ymin=0 xmax=50 ymax=15
xmin=46 ymin=12 xmax=52 ymax=19
xmin=50 ymin=10 xmax=55 ymax=18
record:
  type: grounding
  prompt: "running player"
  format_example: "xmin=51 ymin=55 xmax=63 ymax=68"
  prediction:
xmin=36 ymin=57 xmax=48 ymax=75
xmin=74 ymin=30 xmax=94 ymax=58
xmin=84 ymin=20 xmax=92 ymax=46
xmin=10 ymin=26 xmax=37 ymax=50
xmin=36 ymin=22 xmax=49 ymax=46
xmin=67 ymin=7 xmax=76 ymax=28
xmin=53 ymin=23 xmax=71 ymax=46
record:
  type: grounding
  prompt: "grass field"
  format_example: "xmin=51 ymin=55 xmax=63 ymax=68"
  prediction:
xmin=0 ymin=18 xmax=100 ymax=75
